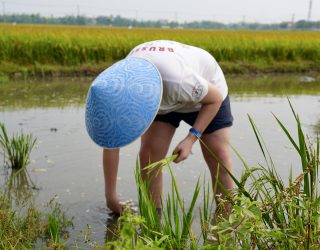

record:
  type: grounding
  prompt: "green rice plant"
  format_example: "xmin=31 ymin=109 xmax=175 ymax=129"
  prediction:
xmin=0 ymin=123 xmax=37 ymax=170
xmin=136 ymin=156 xmax=201 ymax=249
xmin=207 ymin=99 xmax=320 ymax=249
xmin=44 ymin=198 xmax=74 ymax=248
xmin=160 ymin=166 xmax=200 ymax=250
xmin=1 ymin=24 xmax=320 ymax=77
xmin=104 ymin=100 xmax=320 ymax=249
xmin=199 ymin=178 xmax=215 ymax=244
xmin=105 ymin=209 xmax=164 ymax=249
xmin=135 ymin=160 xmax=162 ymax=239
xmin=143 ymin=154 xmax=178 ymax=173
xmin=0 ymin=190 xmax=75 ymax=249
xmin=0 ymin=192 xmax=42 ymax=249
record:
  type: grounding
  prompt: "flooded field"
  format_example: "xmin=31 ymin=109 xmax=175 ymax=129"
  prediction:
xmin=0 ymin=74 xmax=319 ymax=245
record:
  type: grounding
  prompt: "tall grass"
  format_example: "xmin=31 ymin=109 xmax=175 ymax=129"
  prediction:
xmin=135 ymin=156 xmax=202 ymax=249
xmin=209 ymin=100 xmax=320 ymax=249
xmin=0 ymin=123 xmax=36 ymax=170
xmin=0 ymin=192 xmax=73 ymax=249
xmin=0 ymin=24 xmax=319 ymax=75
xmin=0 ymin=193 xmax=42 ymax=249
xmin=45 ymin=198 xmax=74 ymax=248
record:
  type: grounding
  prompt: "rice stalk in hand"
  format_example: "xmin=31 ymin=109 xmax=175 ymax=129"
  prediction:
xmin=143 ymin=154 xmax=178 ymax=174
xmin=0 ymin=123 xmax=36 ymax=170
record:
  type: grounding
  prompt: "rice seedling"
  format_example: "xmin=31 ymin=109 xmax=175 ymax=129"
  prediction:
xmin=0 ymin=123 xmax=37 ymax=170
xmin=105 ymin=209 xmax=164 ymax=249
xmin=160 ymin=166 xmax=200 ymax=250
xmin=208 ymin=99 xmax=320 ymax=249
xmin=0 ymin=193 xmax=42 ymax=249
xmin=135 ymin=159 xmax=162 ymax=237
xmin=199 ymin=179 xmax=215 ymax=244
xmin=142 ymin=154 xmax=178 ymax=173
xmin=0 ymin=190 xmax=75 ymax=249
xmin=44 ymin=197 xmax=74 ymax=248
xmin=135 ymin=155 xmax=203 ymax=249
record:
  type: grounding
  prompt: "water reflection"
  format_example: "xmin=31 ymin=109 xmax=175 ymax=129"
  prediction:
xmin=0 ymin=77 xmax=92 ymax=109
xmin=228 ymin=74 xmax=320 ymax=97
xmin=3 ymin=168 xmax=38 ymax=206
xmin=105 ymin=214 xmax=120 ymax=243
xmin=0 ymin=74 xmax=319 ymax=110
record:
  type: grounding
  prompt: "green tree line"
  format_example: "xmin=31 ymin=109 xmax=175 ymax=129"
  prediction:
xmin=1 ymin=14 xmax=320 ymax=30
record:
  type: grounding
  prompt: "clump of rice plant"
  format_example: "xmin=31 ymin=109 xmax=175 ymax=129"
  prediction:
xmin=135 ymin=155 xmax=203 ymax=249
xmin=0 ymin=193 xmax=43 ymax=249
xmin=44 ymin=197 xmax=74 ymax=248
xmin=208 ymin=99 xmax=320 ymax=249
xmin=0 ymin=192 xmax=74 ymax=249
xmin=0 ymin=123 xmax=36 ymax=170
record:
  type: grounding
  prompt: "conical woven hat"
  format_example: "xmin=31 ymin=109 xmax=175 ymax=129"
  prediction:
xmin=85 ymin=57 xmax=162 ymax=148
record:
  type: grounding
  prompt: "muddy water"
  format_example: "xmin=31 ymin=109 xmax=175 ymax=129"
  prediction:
xmin=0 ymin=74 xmax=319 ymax=245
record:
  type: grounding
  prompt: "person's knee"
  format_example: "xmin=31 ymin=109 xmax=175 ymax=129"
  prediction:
xmin=203 ymin=145 xmax=231 ymax=172
xmin=214 ymin=146 xmax=230 ymax=162
xmin=139 ymin=141 xmax=153 ymax=163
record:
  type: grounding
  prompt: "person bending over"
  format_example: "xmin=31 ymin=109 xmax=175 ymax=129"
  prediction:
xmin=99 ymin=40 xmax=234 ymax=216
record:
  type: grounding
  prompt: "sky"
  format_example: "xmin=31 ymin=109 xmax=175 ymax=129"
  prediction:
xmin=2 ymin=0 xmax=319 ymax=24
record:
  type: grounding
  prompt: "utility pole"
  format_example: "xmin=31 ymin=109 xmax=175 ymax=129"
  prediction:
xmin=290 ymin=13 xmax=295 ymax=29
xmin=174 ymin=11 xmax=178 ymax=24
xmin=307 ymin=0 xmax=312 ymax=21
xmin=242 ymin=15 xmax=246 ymax=25
xmin=291 ymin=13 xmax=295 ymax=23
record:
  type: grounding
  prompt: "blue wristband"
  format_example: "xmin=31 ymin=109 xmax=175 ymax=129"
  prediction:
xmin=189 ymin=127 xmax=202 ymax=138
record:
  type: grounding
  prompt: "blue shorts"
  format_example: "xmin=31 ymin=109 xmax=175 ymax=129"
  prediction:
xmin=154 ymin=96 xmax=233 ymax=134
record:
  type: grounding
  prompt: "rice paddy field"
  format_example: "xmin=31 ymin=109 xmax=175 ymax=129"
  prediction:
xmin=0 ymin=24 xmax=320 ymax=80
xmin=1 ymin=23 xmax=320 ymax=249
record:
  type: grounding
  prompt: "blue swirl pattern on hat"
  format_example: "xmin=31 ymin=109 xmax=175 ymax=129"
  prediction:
xmin=85 ymin=57 xmax=162 ymax=148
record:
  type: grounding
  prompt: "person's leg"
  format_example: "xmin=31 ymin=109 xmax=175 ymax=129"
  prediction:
xmin=200 ymin=127 xmax=234 ymax=220
xmin=139 ymin=121 xmax=176 ymax=208
xmin=103 ymin=148 xmax=122 ymax=214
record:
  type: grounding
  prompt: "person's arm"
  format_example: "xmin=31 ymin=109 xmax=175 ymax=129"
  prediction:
xmin=103 ymin=148 xmax=123 ymax=214
xmin=173 ymin=83 xmax=223 ymax=163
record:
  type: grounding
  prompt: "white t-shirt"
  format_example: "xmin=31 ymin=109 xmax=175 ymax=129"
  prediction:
xmin=127 ymin=40 xmax=228 ymax=114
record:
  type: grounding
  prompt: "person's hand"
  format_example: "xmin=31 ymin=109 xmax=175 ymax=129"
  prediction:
xmin=107 ymin=196 xmax=124 ymax=215
xmin=173 ymin=134 xmax=197 ymax=163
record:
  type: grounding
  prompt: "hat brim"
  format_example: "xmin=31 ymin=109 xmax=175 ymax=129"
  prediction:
xmin=85 ymin=57 xmax=162 ymax=149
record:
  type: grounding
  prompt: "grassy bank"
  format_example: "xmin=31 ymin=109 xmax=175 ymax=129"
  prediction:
xmin=0 ymin=24 xmax=320 ymax=80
